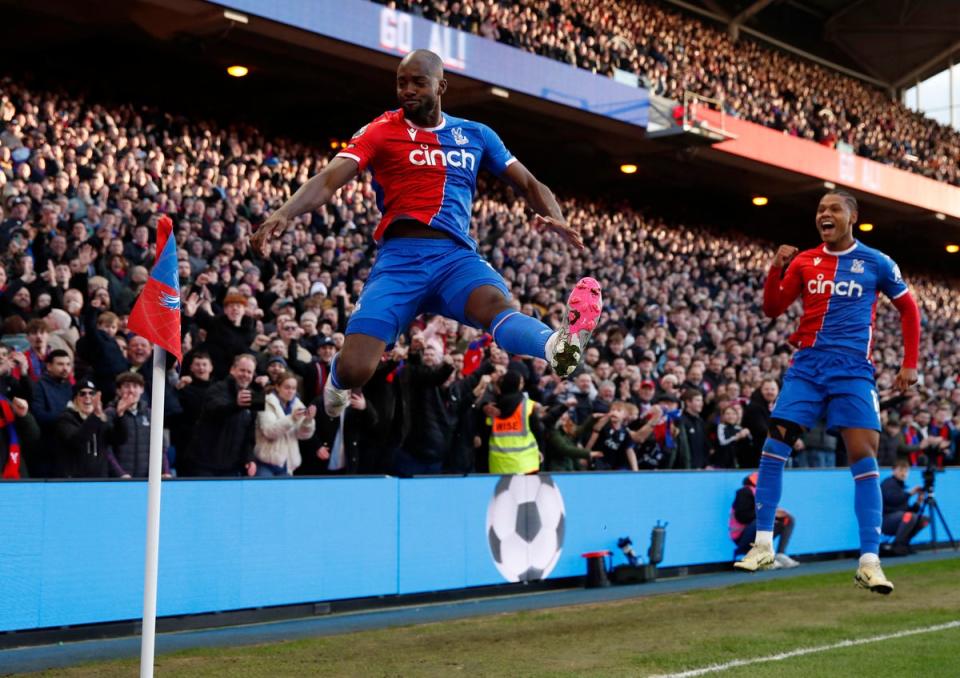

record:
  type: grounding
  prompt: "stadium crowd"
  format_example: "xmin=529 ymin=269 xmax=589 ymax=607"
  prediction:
xmin=376 ymin=0 xmax=960 ymax=187
xmin=0 ymin=77 xmax=958 ymax=479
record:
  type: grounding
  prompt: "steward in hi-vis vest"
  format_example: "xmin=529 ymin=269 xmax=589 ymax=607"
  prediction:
xmin=486 ymin=370 xmax=542 ymax=475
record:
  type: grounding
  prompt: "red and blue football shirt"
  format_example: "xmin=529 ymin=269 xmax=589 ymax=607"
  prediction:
xmin=336 ymin=109 xmax=516 ymax=250
xmin=764 ymin=240 xmax=908 ymax=360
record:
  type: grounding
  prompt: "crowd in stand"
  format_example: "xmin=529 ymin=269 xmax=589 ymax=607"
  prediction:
xmin=0 ymin=76 xmax=958 ymax=480
xmin=376 ymin=0 xmax=960 ymax=187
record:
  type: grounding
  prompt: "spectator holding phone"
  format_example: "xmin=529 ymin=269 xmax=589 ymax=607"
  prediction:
xmin=185 ymin=354 xmax=265 ymax=477
xmin=255 ymin=370 xmax=316 ymax=476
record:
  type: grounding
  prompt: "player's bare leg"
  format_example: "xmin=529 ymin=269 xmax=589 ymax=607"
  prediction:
xmin=324 ymin=333 xmax=385 ymax=417
xmin=845 ymin=427 xmax=893 ymax=594
xmin=464 ymin=284 xmax=515 ymax=329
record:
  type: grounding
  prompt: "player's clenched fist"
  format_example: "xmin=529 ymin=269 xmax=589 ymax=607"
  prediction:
xmin=772 ymin=244 xmax=798 ymax=268
xmin=252 ymin=212 xmax=290 ymax=256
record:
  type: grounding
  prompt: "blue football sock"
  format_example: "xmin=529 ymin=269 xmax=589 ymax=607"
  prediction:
xmin=755 ymin=438 xmax=791 ymax=532
xmin=328 ymin=355 xmax=345 ymax=390
xmin=850 ymin=457 xmax=882 ymax=556
xmin=489 ymin=309 xmax=554 ymax=359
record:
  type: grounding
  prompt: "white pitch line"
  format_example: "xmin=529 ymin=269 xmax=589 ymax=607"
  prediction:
xmin=652 ymin=620 xmax=960 ymax=677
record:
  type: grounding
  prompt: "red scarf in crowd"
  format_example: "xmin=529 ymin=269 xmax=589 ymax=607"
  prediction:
xmin=0 ymin=397 xmax=22 ymax=479
xmin=463 ymin=334 xmax=492 ymax=376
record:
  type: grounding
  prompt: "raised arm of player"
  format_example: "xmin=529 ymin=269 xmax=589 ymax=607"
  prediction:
xmin=503 ymin=162 xmax=584 ymax=250
xmin=762 ymin=245 xmax=801 ymax=318
xmin=251 ymin=157 xmax=359 ymax=256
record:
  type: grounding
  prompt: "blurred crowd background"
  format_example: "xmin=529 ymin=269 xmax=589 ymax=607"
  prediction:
xmin=378 ymin=0 xmax=960 ymax=186
xmin=1 ymin=0 xmax=958 ymax=480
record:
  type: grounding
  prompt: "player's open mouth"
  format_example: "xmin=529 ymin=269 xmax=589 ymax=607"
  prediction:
xmin=818 ymin=220 xmax=836 ymax=234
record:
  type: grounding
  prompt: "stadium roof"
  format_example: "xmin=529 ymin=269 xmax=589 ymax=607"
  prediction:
xmin=675 ymin=0 xmax=960 ymax=88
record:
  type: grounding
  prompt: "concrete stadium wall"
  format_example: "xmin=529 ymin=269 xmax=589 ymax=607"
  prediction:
xmin=2 ymin=469 xmax=957 ymax=633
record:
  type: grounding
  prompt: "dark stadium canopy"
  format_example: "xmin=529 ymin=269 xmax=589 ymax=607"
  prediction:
xmin=679 ymin=0 xmax=960 ymax=88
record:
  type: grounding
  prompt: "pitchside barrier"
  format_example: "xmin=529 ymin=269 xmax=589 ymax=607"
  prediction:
xmin=2 ymin=469 xmax=956 ymax=633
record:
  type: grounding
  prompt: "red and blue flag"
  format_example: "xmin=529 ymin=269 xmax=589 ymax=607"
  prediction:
xmin=127 ymin=215 xmax=182 ymax=362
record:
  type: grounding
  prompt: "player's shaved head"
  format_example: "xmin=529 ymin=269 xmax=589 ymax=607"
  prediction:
xmin=399 ymin=50 xmax=444 ymax=79
xmin=396 ymin=50 xmax=447 ymax=127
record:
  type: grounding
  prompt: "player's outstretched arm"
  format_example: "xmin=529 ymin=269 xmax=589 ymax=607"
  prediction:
xmin=891 ymin=292 xmax=920 ymax=391
xmin=503 ymin=162 xmax=584 ymax=250
xmin=251 ymin=157 xmax=359 ymax=256
xmin=762 ymin=244 xmax=801 ymax=318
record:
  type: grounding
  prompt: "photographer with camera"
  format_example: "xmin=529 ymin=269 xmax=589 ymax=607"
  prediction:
xmin=880 ymin=458 xmax=929 ymax=556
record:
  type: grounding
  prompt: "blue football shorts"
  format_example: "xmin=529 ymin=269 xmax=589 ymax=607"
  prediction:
xmin=771 ymin=348 xmax=881 ymax=432
xmin=345 ymin=237 xmax=510 ymax=346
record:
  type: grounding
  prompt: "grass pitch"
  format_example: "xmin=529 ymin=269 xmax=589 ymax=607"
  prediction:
xmin=27 ymin=558 xmax=960 ymax=677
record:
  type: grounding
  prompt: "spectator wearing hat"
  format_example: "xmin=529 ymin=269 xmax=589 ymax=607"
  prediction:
xmin=312 ymin=334 xmax=338 ymax=392
xmin=104 ymin=372 xmax=171 ymax=478
xmin=258 ymin=338 xmax=290 ymax=379
xmin=631 ymin=395 xmax=682 ymax=469
xmin=1 ymin=279 xmax=33 ymax=323
xmin=54 ymin=378 xmax=110 ymax=478
xmin=185 ymin=353 xmax=265 ymax=477
xmin=254 ymin=370 xmax=316 ymax=476
xmin=630 ymin=378 xmax=657 ymax=413
xmin=183 ymin=291 xmax=257 ymax=379
xmin=263 ymin=355 xmax=290 ymax=387
xmin=30 ymin=349 xmax=73 ymax=476
xmin=730 ymin=472 xmax=798 ymax=568
xmin=659 ymin=370 xmax=682 ymax=396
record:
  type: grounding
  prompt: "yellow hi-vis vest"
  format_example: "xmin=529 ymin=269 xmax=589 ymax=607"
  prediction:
xmin=488 ymin=394 xmax=540 ymax=475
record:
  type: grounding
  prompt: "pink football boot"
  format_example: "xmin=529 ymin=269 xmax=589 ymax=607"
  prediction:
xmin=546 ymin=277 xmax=602 ymax=377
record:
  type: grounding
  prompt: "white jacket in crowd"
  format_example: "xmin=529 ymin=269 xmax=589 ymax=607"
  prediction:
xmin=254 ymin=392 xmax=316 ymax=474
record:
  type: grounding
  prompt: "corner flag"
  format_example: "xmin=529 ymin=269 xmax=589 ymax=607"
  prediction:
xmin=127 ymin=215 xmax=182 ymax=361
xmin=127 ymin=214 xmax=182 ymax=677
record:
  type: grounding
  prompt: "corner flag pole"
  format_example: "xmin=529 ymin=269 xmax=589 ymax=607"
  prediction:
xmin=140 ymin=346 xmax=167 ymax=678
